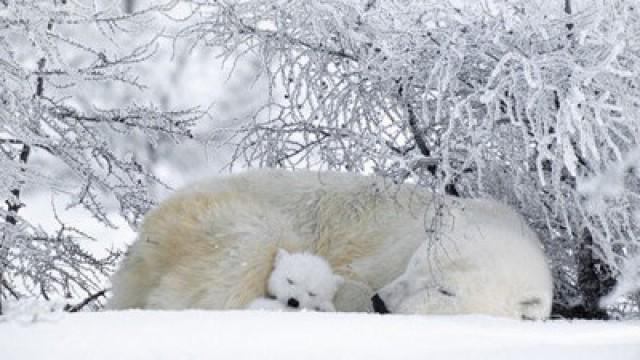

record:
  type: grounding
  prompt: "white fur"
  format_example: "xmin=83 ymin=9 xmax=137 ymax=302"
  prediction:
xmin=376 ymin=199 xmax=553 ymax=319
xmin=108 ymin=169 xmax=552 ymax=319
xmin=246 ymin=297 xmax=290 ymax=311
xmin=247 ymin=297 xmax=335 ymax=312
xmin=268 ymin=249 xmax=341 ymax=311
xmin=247 ymin=250 xmax=341 ymax=312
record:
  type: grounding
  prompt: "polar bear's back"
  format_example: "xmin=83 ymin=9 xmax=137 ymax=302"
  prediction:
xmin=108 ymin=169 xmax=429 ymax=309
xmin=187 ymin=168 xmax=392 ymax=206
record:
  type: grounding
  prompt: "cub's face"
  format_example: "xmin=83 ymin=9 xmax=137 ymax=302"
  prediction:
xmin=268 ymin=249 xmax=343 ymax=312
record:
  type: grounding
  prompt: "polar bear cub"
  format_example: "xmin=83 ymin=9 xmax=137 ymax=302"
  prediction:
xmin=247 ymin=249 xmax=343 ymax=312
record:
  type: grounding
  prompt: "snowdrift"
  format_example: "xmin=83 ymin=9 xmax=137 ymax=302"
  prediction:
xmin=1 ymin=310 xmax=639 ymax=360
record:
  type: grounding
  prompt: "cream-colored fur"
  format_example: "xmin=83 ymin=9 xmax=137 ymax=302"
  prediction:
xmin=107 ymin=169 xmax=552 ymax=318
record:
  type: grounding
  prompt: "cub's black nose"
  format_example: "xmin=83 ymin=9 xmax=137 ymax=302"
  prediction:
xmin=371 ymin=293 xmax=390 ymax=314
xmin=287 ymin=298 xmax=300 ymax=308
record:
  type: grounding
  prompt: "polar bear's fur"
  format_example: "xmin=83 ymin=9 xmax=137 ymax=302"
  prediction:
xmin=246 ymin=297 xmax=291 ymax=311
xmin=247 ymin=297 xmax=336 ymax=312
xmin=375 ymin=199 xmax=553 ymax=319
xmin=108 ymin=169 xmax=552 ymax=319
xmin=247 ymin=249 xmax=342 ymax=312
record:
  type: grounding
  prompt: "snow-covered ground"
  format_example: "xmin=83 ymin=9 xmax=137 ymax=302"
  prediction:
xmin=1 ymin=310 xmax=639 ymax=360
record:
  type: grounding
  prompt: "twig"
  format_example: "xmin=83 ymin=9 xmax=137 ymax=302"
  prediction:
xmin=64 ymin=289 xmax=108 ymax=313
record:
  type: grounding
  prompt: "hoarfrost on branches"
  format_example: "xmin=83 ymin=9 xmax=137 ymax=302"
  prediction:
xmin=0 ymin=0 xmax=202 ymax=313
xmin=178 ymin=0 xmax=640 ymax=317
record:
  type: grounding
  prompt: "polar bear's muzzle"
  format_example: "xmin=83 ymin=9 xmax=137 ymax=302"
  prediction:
xmin=371 ymin=293 xmax=390 ymax=314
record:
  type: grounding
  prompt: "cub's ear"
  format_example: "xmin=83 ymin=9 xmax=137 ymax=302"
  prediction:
xmin=334 ymin=274 xmax=345 ymax=286
xmin=275 ymin=249 xmax=290 ymax=265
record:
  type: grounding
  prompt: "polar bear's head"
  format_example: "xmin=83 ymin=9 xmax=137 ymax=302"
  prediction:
xmin=372 ymin=238 xmax=553 ymax=319
xmin=268 ymin=249 xmax=343 ymax=311
xmin=372 ymin=243 xmax=446 ymax=314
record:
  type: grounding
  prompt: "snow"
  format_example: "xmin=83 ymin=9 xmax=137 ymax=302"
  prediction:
xmin=20 ymin=191 xmax=136 ymax=255
xmin=1 ymin=311 xmax=639 ymax=360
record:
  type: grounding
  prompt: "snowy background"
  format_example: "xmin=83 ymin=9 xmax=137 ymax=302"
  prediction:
xmin=2 ymin=0 xmax=640 ymax=358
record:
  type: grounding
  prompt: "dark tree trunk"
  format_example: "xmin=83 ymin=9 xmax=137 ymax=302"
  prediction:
xmin=406 ymin=102 xmax=459 ymax=197
xmin=576 ymin=230 xmax=615 ymax=319
xmin=549 ymin=0 xmax=616 ymax=320
xmin=124 ymin=0 xmax=135 ymax=14
xmin=0 ymin=25 xmax=44 ymax=314
xmin=0 ymin=144 xmax=30 ymax=315
xmin=4 ymin=145 xmax=30 ymax=226
xmin=551 ymin=229 xmax=616 ymax=320
xmin=565 ymin=0 xmax=615 ymax=319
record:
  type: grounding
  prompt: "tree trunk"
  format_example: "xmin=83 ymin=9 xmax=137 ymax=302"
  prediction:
xmin=576 ymin=230 xmax=615 ymax=319
xmin=124 ymin=0 xmax=135 ymax=14
xmin=5 ymin=145 xmax=31 ymax=226
xmin=406 ymin=102 xmax=459 ymax=196
xmin=549 ymin=0 xmax=616 ymax=320
xmin=565 ymin=0 xmax=614 ymax=319
xmin=0 ymin=144 xmax=30 ymax=315
xmin=0 ymin=21 xmax=43 ymax=314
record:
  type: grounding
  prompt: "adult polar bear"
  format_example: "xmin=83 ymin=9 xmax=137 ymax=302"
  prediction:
xmin=108 ymin=169 xmax=552 ymax=319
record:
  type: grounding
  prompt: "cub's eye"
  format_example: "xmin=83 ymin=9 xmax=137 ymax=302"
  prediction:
xmin=287 ymin=278 xmax=294 ymax=285
xmin=308 ymin=292 xmax=316 ymax=297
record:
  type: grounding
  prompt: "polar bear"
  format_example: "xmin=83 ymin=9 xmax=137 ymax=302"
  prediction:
xmin=372 ymin=199 xmax=553 ymax=319
xmin=107 ymin=169 xmax=552 ymax=319
xmin=247 ymin=249 xmax=342 ymax=312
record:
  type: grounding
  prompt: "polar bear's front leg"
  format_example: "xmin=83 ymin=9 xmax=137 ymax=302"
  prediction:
xmin=145 ymin=271 xmax=199 ymax=310
xmin=106 ymin=250 xmax=158 ymax=310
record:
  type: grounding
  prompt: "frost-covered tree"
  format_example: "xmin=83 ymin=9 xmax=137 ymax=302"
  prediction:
xmin=177 ymin=0 xmax=640 ymax=318
xmin=0 ymin=0 xmax=201 ymax=314
xmin=69 ymin=0 xmax=267 ymax=194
